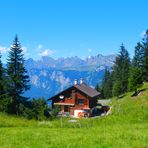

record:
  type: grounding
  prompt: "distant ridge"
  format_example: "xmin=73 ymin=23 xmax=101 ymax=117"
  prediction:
xmin=24 ymin=54 xmax=116 ymax=99
xmin=25 ymin=54 xmax=116 ymax=70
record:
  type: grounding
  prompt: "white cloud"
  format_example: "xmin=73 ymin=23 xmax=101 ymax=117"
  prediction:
xmin=0 ymin=45 xmax=30 ymax=55
xmin=0 ymin=46 xmax=8 ymax=53
xmin=88 ymin=48 xmax=92 ymax=52
xmin=22 ymin=46 xmax=30 ymax=57
xmin=22 ymin=46 xmax=27 ymax=53
xmin=140 ymin=30 xmax=146 ymax=38
xmin=39 ymin=49 xmax=55 ymax=57
xmin=37 ymin=44 xmax=43 ymax=49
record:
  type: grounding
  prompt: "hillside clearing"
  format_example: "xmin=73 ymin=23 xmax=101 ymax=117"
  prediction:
xmin=0 ymin=83 xmax=148 ymax=148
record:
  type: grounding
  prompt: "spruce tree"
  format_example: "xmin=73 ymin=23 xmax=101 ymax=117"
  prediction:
xmin=0 ymin=54 xmax=8 ymax=95
xmin=132 ymin=29 xmax=148 ymax=82
xmin=0 ymin=53 xmax=11 ymax=112
xmin=95 ymin=83 xmax=101 ymax=92
xmin=0 ymin=53 xmax=4 ymax=95
xmin=143 ymin=30 xmax=148 ymax=81
xmin=95 ymin=84 xmax=103 ymax=98
xmin=128 ymin=42 xmax=144 ymax=94
xmin=128 ymin=66 xmax=143 ymax=95
xmin=132 ymin=42 xmax=144 ymax=69
xmin=112 ymin=80 xmax=122 ymax=97
xmin=7 ymin=36 xmax=30 ymax=115
xmin=101 ymin=68 xmax=112 ymax=98
xmin=112 ymin=44 xmax=130 ymax=95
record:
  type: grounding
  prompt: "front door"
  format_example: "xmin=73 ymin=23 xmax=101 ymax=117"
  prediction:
xmin=64 ymin=106 xmax=69 ymax=112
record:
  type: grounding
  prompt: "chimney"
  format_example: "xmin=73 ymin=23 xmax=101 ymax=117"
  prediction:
xmin=74 ymin=79 xmax=78 ymax=85
xmin=80 ymin=78 xmax=83 ymax=85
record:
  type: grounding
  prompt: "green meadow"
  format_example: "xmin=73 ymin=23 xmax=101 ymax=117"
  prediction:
xmin=0 ymin=83 xmax=148 ymax=148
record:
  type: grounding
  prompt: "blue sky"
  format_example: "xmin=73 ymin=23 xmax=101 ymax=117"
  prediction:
xmin=0 ymin=0 xmax=148 ymax=62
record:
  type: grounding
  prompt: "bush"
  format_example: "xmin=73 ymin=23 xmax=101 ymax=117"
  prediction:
xmin=50 ymin=106 xmax=61 ymax=118
xmin=0 ymin=94 xmax=12 ymax=113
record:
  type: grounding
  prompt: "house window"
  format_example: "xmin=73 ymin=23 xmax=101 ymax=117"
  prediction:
xmin=77 ymin=99 xmax=84 ymax=105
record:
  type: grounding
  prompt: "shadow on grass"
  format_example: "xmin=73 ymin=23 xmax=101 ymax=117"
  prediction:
xmin=131 ymin=88 xmax=148 ymax=97
xmin=118 ymin=94 xmax=126 ymax=99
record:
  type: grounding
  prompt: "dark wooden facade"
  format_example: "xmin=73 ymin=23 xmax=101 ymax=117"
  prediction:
xmin=49 ymin=83 xmax=100 ymax=116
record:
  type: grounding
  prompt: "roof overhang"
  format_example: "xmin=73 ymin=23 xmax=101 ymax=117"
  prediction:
xmin=54 ymin=103 xmax=75 ymax=106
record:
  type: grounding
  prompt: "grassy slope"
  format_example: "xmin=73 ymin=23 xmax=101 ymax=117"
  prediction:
xmin=0 ymin=83 xmax=148 ymax=148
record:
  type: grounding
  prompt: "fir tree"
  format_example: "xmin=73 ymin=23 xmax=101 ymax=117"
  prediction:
xmin=128 ymin=41 xmax=144 ymax=94
xmin=0 ymin=53 xmax=4 ymax=95
xmin=95 ymin=83 xmax=101 ymax=92
xmin=112 ymin=44 xmax=130 ymax=95
xmin=31 ymin=98 xmax=48 ymax=120
xmin=0 ymin=53 xmax=11 ymax=112
xmin=128 ymin=66 xmax=143 ymax=95
xmin=95 ymin=83 xmax=103 ymax=98
xmin=132 ymin=42 xmax=144 ymax=69
xmin=112 ymin=80 xmax=122 ymax=97
xmin=133 ymin=29 xmax=148 ymax=82
xmin=142 ymin=30 xmax=148 ymax=81
xmin=7 ymin=35 xmax=30 ymax=115
xmin=0 ymin=54 xmax=8 ymax=95
xmin=101 ymin=68 xmax=112 ymax=98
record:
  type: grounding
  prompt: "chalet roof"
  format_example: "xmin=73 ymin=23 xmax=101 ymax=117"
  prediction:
xmin=74 ymin=84 xmax=100 ymax=98
xmin=49 ymin=83 xmax=100 ymax=100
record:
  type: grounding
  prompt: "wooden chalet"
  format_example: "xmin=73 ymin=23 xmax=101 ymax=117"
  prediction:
xmin=48 ymin=79 xmax=100 ymax=117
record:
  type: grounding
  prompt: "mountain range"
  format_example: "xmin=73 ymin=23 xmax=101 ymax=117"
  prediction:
xmin=24 ymin=54 xmax=116 ymax=99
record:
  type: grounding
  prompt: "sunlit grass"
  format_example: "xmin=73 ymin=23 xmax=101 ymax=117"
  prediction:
xmin=0 ymin=83 xmax=148 ymax=147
